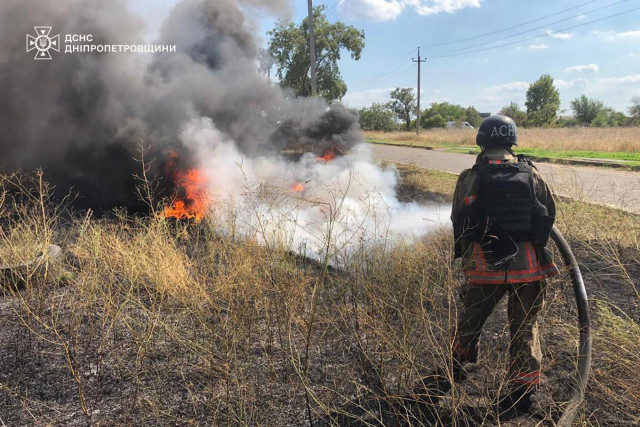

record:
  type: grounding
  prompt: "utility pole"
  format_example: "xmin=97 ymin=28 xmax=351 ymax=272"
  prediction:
xmin=307 ymin=0 xmax=317 ymax=96
xmin=412 ymin=47 xmax=426 ymax=135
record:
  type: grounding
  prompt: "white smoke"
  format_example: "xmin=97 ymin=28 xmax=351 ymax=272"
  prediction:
xmin=0 ymin=0 xmax=452 ymax=261
xmin=181 ymin=116 xmax=451 ymax=263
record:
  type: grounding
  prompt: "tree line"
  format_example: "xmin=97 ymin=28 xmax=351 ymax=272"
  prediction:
xmin=260 ymin=8 xmax=639 ymax=131
xmin=360 ymin=75 xmax=640 ymax=131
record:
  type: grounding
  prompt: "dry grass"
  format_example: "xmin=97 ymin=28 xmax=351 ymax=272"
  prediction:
xmin=0 ymin=168 xmax=639 ymax=426
xmin=365 ymin=128 xmax=640 ymax=153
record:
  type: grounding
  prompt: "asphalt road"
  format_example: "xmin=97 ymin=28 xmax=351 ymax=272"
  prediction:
xmin=371 ymin=144 xmax=640 ymax=214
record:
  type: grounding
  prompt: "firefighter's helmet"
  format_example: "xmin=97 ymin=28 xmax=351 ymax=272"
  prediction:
xmin=476 ymin=114 xmax=518 ymax=147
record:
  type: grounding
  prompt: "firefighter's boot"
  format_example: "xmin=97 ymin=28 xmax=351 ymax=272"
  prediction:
xmin=414 ymin=359 xmax=466 ymax=405
xmin=497 ymin=387 xmax=533 ymax=420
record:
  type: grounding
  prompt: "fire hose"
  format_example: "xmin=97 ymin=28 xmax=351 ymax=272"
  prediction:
xmin=550 ymin=226 xmax=592 ymax=427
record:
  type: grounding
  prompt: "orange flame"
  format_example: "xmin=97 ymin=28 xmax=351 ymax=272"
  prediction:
xmin=163 ymin=151 xmax=212 ymax=222
xmin=291 ymin=182 xmax=305 ymax=192
xmin=316 ymin=150 xmax=336 ymax=163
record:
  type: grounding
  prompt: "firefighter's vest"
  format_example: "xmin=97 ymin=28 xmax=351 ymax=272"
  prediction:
xmin=466 ymin=156 xmax=554 ymax=247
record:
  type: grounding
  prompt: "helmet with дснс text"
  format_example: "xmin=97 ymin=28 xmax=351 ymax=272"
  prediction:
xmin=476 ymin=114 xmax=518 ymax=147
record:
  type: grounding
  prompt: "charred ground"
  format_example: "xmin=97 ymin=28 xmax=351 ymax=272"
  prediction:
xmin=1 ymin=166 xmax=639 ymax=426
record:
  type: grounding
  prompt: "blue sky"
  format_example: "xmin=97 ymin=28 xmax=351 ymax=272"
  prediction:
xmin=131 ymin=0 xmax=640 ymax=115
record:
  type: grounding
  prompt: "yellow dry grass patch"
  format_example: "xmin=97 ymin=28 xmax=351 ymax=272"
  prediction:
xmin=365 ymin=127 xmax=640 ymax=153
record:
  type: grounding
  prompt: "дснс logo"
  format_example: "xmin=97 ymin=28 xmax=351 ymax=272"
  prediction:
xmin=26 ymin=26 xmax=60 ymax=60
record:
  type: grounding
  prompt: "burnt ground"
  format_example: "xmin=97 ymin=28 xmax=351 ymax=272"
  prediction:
xmin=1 ymin=179 xmax=639 ymax=426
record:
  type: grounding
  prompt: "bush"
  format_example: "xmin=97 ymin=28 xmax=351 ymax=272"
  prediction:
xmin=422 ymin=114 xmax=446 ymax=129
xmin=358 ymin=103 xmax=395 ymax=132
xmin=592 ymin=108 xmax=627 ymax=127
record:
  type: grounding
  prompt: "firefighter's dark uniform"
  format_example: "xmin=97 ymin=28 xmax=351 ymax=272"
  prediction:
xmin=451 ymin=145 xmax=559 ymax=395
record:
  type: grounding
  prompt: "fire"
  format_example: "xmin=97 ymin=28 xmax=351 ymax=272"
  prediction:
xmin=316 ymin=150 xmax=336 ymax=163
xmin=163 ymin=151 xmax=212 ymax=222
xmin=291 ymin=182 xmax=305 ymax=192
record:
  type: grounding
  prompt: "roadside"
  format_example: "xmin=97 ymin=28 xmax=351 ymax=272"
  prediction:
xmin=364 ymin=128 xmax=640 ymax=171
xmin=368 ymin=139 xmax=640 ymax=170
xmin=371 ymin=143 xmax=640 ymax=214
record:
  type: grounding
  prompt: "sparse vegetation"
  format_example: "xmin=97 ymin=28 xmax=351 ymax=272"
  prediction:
xmin=1 ymin=166 xmax=638 ymax=426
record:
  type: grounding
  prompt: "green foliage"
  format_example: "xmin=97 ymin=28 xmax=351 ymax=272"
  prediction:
xmin=424 ymin=102 xmax=465 ymax=121
xmin=629 ymin=96 xmax=640 ymax=123
xmin=387 ymin=88 xmax=416 ymax=131
xmin=419 ymin=102 xmax=481 ymax=128
xmin=267 ymin=5 xmax=365 ymax=101
xmin=465 ymin=106 xmax=483 ymax=128
xmin=525 ymin=74 xmax=561 ymax=127
xmin=571 ymin=95 xmax=604 ymax=125
xmin=358 ymin=103 xmax=395 ymax=131
xmin=499 ymin=103 xmax=528 ymax=127
xmin=422 ymin=114 xmax=447 ymax=129
xmin=591 ymin=108 xmax=628 ymax=127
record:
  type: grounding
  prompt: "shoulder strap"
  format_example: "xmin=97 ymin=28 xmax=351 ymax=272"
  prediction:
xmin=516 ymin=154 xmax=538 ymax=171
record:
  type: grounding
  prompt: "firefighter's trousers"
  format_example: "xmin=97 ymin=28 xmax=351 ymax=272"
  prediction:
xmin=453 ymin=280 xmax=546 ymax=390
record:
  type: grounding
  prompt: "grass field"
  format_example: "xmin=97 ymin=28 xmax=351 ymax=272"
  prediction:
xmin=365 ymin=129 xmax=640 ymax=168
xmin=1 ymin=168 xmax=639 ymax=425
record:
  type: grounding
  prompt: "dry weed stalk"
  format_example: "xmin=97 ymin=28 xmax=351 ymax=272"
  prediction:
xmin=0 ymin=166 xmax=639 ymax=426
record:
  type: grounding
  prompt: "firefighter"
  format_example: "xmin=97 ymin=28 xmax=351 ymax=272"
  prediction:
xmin=432 ymin=115 xmax=559 ymax=417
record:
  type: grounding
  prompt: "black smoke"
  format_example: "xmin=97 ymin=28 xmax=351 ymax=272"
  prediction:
xmin=0 ymin=0 xmax=363 ymax=211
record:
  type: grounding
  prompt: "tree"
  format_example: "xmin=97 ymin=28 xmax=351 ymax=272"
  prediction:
xmin=629 ymin=96 xmax=640 ymax=124
xmin=422 ymin=114 xmax=447 ymax=129
xmin=387 ymin=88 xmax=416 ymax=131
xmin=267 ymin=5 xmax=365 ymax=101
xmin=424 ymin=102 xmax=465 ymax=121
xmin=358 ymin=103 xmax=395 ymax=131
xmin=258 ymin=48 xmax=275 ymax=83
xmin=465 ymin=106 xmax=483 ymax=128
xmin=499 ymin=103 xmax=527 ymax=126
xmin=525 ymin=74 xmax=561 ymax=127
xmin=570 ymin=95 xmax=604 ymax=125
xmin=591 ymin=108 xmax=627 ymax=127
xmin=420 ymin=102 xmax=481 ymax=129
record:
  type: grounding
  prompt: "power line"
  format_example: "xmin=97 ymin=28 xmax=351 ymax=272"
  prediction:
xmin=347 ymin=49 xmax=415 ymax=91
xmin=420 ymin=0 xmax=606 ymax=48
xmin=431 ymin=5 xmax=640 ymax=58
xmin=426 ymin=0 xmax=632 ymax=56
xmin=348 ymin=61 xmax=414 ymax=92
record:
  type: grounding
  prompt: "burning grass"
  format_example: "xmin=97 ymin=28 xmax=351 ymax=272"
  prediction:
xmin=0 ymin=169 xmax=639 ymax=426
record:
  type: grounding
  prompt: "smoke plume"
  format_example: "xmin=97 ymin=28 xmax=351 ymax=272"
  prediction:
xmin=0 ymin=0 xmax=450 ymax=256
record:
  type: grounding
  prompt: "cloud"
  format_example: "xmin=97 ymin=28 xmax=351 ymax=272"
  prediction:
xmin=629 ymin=52 xmax=639 ymax=58
xmin=554 ymin=78 xmax=588 ymax=90
xmin=617 ymin=30 xmax=640 ymax=39
xmin=342 ymin=87 xmax=396 ymax=108
xmin=338 ymin=0 xmax=480 ymax=21
xmin=556 ymin=74 xmax=640 ymax=110
xmin=469 ymin=81 xmax=529 ymax=113
xmin=486 ymin=82 xmax=530 ymax=93
xmin=597 ymin=74 xmax=640 ymax=85
xmin=338 ymin=0 xmax=403 ymax=21
xmin=564 ymin=64 xmax=599 ymax=75
xmin=576 ymin=14 xmax=586 ymax=20
xmin=405 ymin=0 xmax=481 ymax=16
xmin=592 ymin=30 xmax=640 ymax=41
xmin=529 ymin=44 xmax=549 ymax=50
xmin=546 ymin=30 xmax=573 ymax=40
